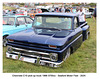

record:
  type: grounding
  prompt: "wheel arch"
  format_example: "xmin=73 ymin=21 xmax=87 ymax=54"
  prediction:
xmin=3 ymin=34 xmax=9 ymax=38
xmin=70 ymin=46 xmax=73 ymax=54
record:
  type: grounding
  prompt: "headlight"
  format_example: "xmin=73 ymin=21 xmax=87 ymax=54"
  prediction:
xmin=7 ymin=46 xmax=13 ymax=53
xmin=50 ymin=53 xmax=58 ymax=61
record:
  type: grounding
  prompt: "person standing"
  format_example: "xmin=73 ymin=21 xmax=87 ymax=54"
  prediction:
xmin=61 ymin=6 xmax=65 ymax=13
xmin=55 ymin=8 xmax=59 ymax=12
xmin=70 ymin=7 xmax=73 ymax=13
xmin=93 ymin=5 xmax=96 ymax=20
xmin=65 ymin=7 xmax=70 ymax=13
xmin=16 ymin=8 xmax=20 ymax=13
xmin=38 ymin=9 xmax=42 ymax=13
xmin=23 ymin=10 xmax=27 ymax=16
xmin=59 ymin=8 xmax=62 ymax=12
xmin=5 ymin=9 xmax=8 ymax=14
xmin=72 ymin=8 xmax=76 ymax=13
xmin=78 ymin=8 xmax=86 ymax=25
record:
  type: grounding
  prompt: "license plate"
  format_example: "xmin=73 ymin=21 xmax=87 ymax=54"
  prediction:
xmin=19 ymin=56 xmax=36 ymax=63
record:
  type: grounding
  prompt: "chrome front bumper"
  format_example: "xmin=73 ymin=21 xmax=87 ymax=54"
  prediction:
xmin=6 ymin=47 xmax=63 ymax=67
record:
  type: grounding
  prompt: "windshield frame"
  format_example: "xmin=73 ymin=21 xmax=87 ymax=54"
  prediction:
xmin=32 ymin=15 xmax=73 ymax=30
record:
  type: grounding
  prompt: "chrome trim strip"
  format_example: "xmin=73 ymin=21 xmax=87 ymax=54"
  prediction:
xmin=41 ymin=57 xmax=50 ymax=60
xmin=12 ymin=51 xmax=20 ymax=54
xmin=8 ymin=46 xmax=51 ymax=60
xmin=21 ymin=53 xmax=51 ymax=60
xmin=12 ymin=47 xmax=50 ymax=55
xmin=62 ymin=34 xmax=82 ymax=51
xmin=40 ymin=60 xmax=63 ymax=65
xmin=6 ymin=52 xmax=62 ymax=67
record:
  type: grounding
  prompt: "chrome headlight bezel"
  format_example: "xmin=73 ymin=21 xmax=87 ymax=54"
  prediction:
xmin=7 ymin=46 xmax=13 ymax=53
xmin=50 ymin=53 xmax=58 ymax=61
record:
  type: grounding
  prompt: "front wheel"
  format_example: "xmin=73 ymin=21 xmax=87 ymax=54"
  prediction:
xmin=64 ymin=48 xmax=71 ymax=61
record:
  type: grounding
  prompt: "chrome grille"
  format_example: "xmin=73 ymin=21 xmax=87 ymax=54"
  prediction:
xmin=11 ymin=47 xmax=51 ymax=60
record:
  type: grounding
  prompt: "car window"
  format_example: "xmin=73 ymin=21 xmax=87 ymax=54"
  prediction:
xmin=17 ymin=17 xmax=25 ymax=25
xmin=3 ymin=17 xmax=15 ymax=25
xmin=25 ymin=17 xmax=33 ymax=24
xmin=33 ymin=16 xmax=42 ymax=26
xmin=46 ymin=17 xmax=72 ymax=29
xmin=33 ymin=16 xmax=72 ymax=30
xmin=46 ymin=17 xmax=62 ymax=23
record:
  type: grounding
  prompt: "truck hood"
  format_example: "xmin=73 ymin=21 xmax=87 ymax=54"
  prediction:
xmin=7 ymin=28 xmax=72 ymax=46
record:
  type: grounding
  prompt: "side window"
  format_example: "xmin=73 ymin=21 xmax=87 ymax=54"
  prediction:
xmin=33 ymin=16 xmax=42 ymax=26
xmin=74 ymin=17 xmax=78 ymax=29
xmin=8 ymin=18 xmax=15 ymax=25
xmin=17 ymin=17 xmax=25 ymax=25
xmin=3 ymin=17 xmax=15 ymax=25
xmin=64 ymin=18 xmax=72 ymax=29
xmin=25 ymin=17 xmax=33 ymax=24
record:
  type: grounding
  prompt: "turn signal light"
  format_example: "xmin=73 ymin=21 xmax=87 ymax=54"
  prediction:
xmin=8 ymin=39 xmax=14 ymax=42
xmin=49 ymin=45 xmax=57 ymax=48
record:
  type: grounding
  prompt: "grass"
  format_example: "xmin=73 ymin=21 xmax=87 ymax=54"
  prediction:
xmin=3 ymin=18 xmax=96 ymax=73
xmin=3 ymin=6 xmax=17 ymax=10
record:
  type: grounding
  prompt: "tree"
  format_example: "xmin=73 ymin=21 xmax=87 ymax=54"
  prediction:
xmin=88 ymin=3 xmax=96 ymax=7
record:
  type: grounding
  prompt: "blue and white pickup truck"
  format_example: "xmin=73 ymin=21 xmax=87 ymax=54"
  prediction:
xmin=6 ymin=13 xmax=90 ymax=67
xmin=3 ymin=15 xmax=34 ymax=46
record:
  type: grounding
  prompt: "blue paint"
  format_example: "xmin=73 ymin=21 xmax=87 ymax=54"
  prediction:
xmin=3 ymin=15 xmax=33 ymax=36
xmin=6 ymin=12 xmax=90 ymax=63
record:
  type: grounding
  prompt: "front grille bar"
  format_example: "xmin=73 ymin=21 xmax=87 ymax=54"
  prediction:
xmin=11 ymin=47 xmax=51 ymax=60
xmin=12 ymin=47 xmax=50 ymax=55
xmin=21 ymin=53 xmax=51 ymax=60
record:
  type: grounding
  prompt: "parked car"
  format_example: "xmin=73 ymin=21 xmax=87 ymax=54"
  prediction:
xmin=15 ymin=11 xmax=24 ymax=15
xmin=89 ymin=8 xmax=94 ymax=15
xmin=41 ymin=8 xmax=49 ymax=12
xmin=8 ymin=11 xmax=17 ymax=15
xmin=27 ymin=11 xmax=37 ymax=19
xmin=6 ymin=13 xmax=90 ymax=67
xmin=3 ymin=15 xmax=34 ymax=46
xmin=3 ymin=10 xmax=17 ymax=16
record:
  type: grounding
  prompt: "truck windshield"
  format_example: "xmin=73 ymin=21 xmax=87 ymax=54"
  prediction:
xmin=33 ymin=16 xmax=72 ymax=30
xmin=3 ymin=17 xmax=15 ymax=25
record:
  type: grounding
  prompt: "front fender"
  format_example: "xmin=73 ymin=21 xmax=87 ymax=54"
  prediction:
xmin=82 ymin=25 xmax=90 ymax=41
xmin=3 ymin=33 xmax=9 ymax=37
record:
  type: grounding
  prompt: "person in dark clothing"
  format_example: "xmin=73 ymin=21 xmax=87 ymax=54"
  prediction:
xmin=59 ymin=8 xmax=61 ymax=12
xmin=65 ymin=7 xmax=70 ymax=13
xmin=93 ymin=5 xmax=96 ymax=20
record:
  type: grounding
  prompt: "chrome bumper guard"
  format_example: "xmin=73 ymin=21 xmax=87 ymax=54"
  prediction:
xmin=6 ymin=47 xmax=63 ymax=67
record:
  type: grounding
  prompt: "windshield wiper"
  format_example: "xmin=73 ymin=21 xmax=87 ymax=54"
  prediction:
xmin=34 ymin=27 xmax=61 ymax=31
